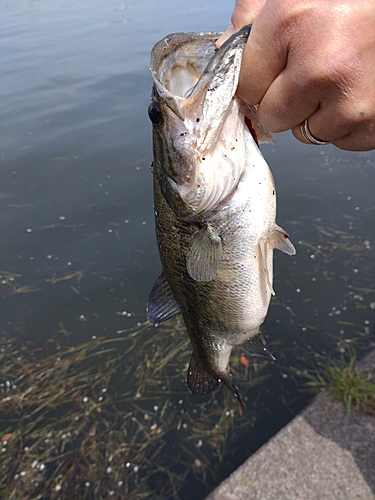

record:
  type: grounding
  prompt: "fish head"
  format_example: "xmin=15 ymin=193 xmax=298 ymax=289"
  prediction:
xmin=149 ymin=26 xmax=254 ymax=218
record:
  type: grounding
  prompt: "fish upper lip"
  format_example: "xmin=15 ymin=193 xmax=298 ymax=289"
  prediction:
xmin=150 ymin=26 xmax=251 ymax=124
xmin=151 ymin=78 xmax=186 ymax=121
xmin=150 ymin=32 xmax=220 ymax=122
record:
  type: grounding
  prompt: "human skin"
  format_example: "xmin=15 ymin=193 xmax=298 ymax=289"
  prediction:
xmin=217 ymin=0 xmax=375 ymax=151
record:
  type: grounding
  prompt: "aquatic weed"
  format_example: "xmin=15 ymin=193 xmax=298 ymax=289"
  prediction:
xmin=0 ymin=319 xmax=270 ymax=500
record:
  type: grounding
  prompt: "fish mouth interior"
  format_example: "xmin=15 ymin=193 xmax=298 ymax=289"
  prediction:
xmin=157 ymin=40 xmax=217 ymax=98
xmin=166 ymin=63 xmax=202 ymax=97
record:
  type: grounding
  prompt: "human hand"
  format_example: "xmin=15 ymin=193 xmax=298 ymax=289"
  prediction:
xmin=217 ymin=0 xmax=266 ymax=43
xmin=219 ymin=0 xmax=375 ymax=151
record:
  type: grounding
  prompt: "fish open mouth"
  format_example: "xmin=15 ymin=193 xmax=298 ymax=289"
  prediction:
xmin=150 ymin=28 xmax=256 ymax=216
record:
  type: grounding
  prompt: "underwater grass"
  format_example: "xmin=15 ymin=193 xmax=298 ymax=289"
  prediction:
xmin=0 ymin=319 xmax=270 ymax=500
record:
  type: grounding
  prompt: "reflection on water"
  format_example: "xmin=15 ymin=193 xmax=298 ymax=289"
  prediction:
xmin=1 ymin=1 xmax=374 ymax=499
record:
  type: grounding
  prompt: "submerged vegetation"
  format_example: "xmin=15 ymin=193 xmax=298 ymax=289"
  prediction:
xmin=0 ymin=319 xmax=271 ymax=500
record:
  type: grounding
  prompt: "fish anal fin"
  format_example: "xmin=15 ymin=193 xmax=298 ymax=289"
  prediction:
xmin=187 ymin=352 xmax=246 ymax=409
xmin=186 ymin=224 xmax=222 ymax=282
xmin=146 ymin=272 xmax=181 ymax=325
xmin=187 ymin=352 xmax=219 ymax=396
xmin=241 ymin=331 xmax=276 ymax=361
xmin=270 ymin=224 xmax=296 ymax=256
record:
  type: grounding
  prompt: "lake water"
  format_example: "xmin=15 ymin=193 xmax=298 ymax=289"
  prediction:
xmin=1 ymin=1 xmax=374 ymax=499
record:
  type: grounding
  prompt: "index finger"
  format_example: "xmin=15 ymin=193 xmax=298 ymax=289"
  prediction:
xmin=236 ymin=2 xmax=288 ymax=105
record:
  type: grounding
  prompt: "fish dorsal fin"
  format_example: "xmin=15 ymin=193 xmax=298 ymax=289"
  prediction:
xmin=146 ymin=272 xmax=181 ymax=325
xmin=186 ymin=224 xmax=222 ymax=282
xmin=270 ymin=225 xmax=296 ymax=256
xmin=241 ymin=332 xmax=276 ymax=361
xmin=187 ymin=351 xmax=220 ymax=396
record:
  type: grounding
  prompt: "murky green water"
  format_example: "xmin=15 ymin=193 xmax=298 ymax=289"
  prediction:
xmin=1 ymin=1 xmax=374 ymax=499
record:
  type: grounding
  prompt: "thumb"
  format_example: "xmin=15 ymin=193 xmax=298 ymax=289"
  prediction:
xmin=216 ymin=25 xmax=236 ymax=47
xmin=216 ymin=0 xmax=267 ymax=47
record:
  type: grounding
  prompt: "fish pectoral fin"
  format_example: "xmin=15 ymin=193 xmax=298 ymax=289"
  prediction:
xmin=186 ymin=224 xmax=222 ymax=282
xmin=269 ymin=225 xmax=296 ymax=256
xmin=258 ymin=238 xmax=275 ymax=296
xmin=241 ymin=331 xmax=276 ymax=361
xmin=187 ymin=352 xmax=220 ymax=396
xmin=146 ymin=272 xmax=182 ymax=325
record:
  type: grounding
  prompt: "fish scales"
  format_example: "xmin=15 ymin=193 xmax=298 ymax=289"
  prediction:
xmin=147 ymin=26 xmax=296 ymax=406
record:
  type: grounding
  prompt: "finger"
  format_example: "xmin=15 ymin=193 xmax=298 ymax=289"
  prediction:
xmin=254 ymin=47 xmax=364 ymax=134
xmin=236 ymin=4 xmax=289 ymax=106
xmin=292 ymin=107 xmax=350 ymax=145
xmin=294 ymin=122 xmax=375 ymax=151
xmin=253 ymin=67 xmax=321 ymax=132
xmin=217 ymin=0 xmax=266 ymax=47
xmin=292 ymin=121 xmax=329 ymax=146
xmin=216 ymin=25 xmax=236 ymax=47
xmin=230 ymin=0 xmax=266 ymax=28
xmin=292 ymin=104 xmax=375 ymax=151
xmin=332 ymin=131 xmax=375 ymax=152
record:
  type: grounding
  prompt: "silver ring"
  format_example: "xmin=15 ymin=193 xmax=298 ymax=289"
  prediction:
xmin=300 ymin=118 xmax=329 ymax=145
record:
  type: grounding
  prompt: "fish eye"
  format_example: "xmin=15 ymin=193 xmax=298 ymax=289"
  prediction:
xmin=148 ymin=100 xmax=163 ymax=124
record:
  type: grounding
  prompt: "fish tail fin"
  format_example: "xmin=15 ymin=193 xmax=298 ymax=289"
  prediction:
xmin=186 ymin=352 xmax=246 ymax=409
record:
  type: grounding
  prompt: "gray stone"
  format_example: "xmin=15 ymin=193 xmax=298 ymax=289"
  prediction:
xmin=205 ymin=350 xmax=375 ymax=500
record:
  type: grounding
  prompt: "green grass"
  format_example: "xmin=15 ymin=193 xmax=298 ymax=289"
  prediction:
xmin=308 ymin=347 xmax=375 ymax=417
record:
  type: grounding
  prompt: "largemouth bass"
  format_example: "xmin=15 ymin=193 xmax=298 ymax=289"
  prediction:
xmin=147 ymin=25 xmax=295 ymax=407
